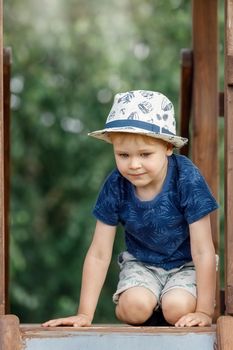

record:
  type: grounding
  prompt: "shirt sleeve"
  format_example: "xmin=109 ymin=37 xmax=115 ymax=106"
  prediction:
xmin=178 ymin=160 xmax=219 ymax=224
xmin=92 ymin=170 xmax=120 ymax=226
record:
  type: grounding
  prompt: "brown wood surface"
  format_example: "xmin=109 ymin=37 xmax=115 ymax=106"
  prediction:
xmin=179 ymin=48 xmax=193 ymax=157
xmin=219 ymin=92 xmax=225 ymax=117
xmin=225 ymin=0 xmax=233 ymax=315
xmin=217 ymin=316 xmax=233 ymax=349
xmin=192 ymin=0 xmax=220 ymax=318
xmin=3 ymin=48 xmax=11 ymax=314
xmin=19 ymin=323 xmax=216 ymax=336
xmin=0 ymin=315 xmax=21 ymax=350
xmin=0 ymin=0 xmax=6 ymax=316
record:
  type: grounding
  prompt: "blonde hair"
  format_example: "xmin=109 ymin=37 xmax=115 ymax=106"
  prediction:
xmin=108 ymin=132 xmax=173 ymax=149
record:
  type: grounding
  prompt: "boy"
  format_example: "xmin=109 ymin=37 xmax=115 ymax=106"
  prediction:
xmin=43 ymin=90 xmax=218 ymax=328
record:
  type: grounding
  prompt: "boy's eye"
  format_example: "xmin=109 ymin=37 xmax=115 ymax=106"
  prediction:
xmin=118 ymin=153 xmax=129 ymax=158
xmin=140 ymin=153 xmax=151 ymax=157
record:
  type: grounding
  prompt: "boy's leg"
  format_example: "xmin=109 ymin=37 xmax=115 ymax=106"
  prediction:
xmin=161 ymin=288 xmax=196 ymax=325
xmin=160 ymin=263 xmax=197 ymax=325
xmin=113 ymin=252 xmax=162 ymax=325
xmin=115 ymin=286 xmax=157 ymax=325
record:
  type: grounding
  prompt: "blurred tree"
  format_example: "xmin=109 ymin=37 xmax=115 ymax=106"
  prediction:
xmin=3 ymin=0 xmax=193 ymax=323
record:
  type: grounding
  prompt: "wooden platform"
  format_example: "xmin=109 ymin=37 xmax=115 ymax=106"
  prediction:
xmin=0 ymin=315 xmax=218 ymax=350
xmin=20 ymin=324 xmax=216 ymax=350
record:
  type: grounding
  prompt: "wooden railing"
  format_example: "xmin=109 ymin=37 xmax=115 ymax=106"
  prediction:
xmin=224 ymin=0 xmax=233 ymax=317
xmin=0 ymin=0 xmax=6 ymax=317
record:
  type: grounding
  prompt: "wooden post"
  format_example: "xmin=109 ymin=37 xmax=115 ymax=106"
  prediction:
xmin=192 ymin=0 xmax=220 ymax=317
xmin=0 ymin=315 xmax=21 ymax=350
xmin=0 ymin=0 xmax=6 ymax=315
xmin=3 ymin=47 xmax=11 ymax=314
xmin=217 ymin=316 xmax=233 ymax=349
xmin=224 ymin=0 xmax=233 ymax=315
xmin=179 ymin=48 xmax=193 ymax=157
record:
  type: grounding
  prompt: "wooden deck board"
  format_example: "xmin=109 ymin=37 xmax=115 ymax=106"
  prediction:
xmin=20 ymin=323 xmax=216 ymax=335
xmin=19 ymin=324 xmax=217 ymax=350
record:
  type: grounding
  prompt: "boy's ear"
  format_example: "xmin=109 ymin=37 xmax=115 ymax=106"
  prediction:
xmin=166 ymin=143 xmax=174 ymax=156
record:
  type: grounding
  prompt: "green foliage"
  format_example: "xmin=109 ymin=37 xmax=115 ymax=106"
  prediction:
xmin=4 ymin=0 xmax=218 ymax=323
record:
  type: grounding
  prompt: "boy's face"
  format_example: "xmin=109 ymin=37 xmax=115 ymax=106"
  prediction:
xmin=112 ymin=133 xmax=173 ymax=195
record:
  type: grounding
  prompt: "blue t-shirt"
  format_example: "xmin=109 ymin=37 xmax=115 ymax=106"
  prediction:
xmin=93 ymin=154 xmax=218 ymax=270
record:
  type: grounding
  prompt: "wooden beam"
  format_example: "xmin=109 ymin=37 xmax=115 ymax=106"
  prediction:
xmin=219 ymin=92 xmax=225 ymax=117
xmin=3 ymin=47 xmax=12 ymax=314
xmin=217 ymin=316 xmax=233 ymax=349
xmin=0 ymin=0 xmax=6 ymax=316
xmin=192 ymin=0 xmax=220 ymax=317
xmin=0 ymin=315 xmax=21 ymax=350
xmin=179 ymin=48 xmax=193 ymax=157
xmin=224 ymin=0 xmax=233 ymax=315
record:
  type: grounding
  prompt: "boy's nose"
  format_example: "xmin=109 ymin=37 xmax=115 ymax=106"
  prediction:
xmin=129 ymin=157 xmax=141 ymax=169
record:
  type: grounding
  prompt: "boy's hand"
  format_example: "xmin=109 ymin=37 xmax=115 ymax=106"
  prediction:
xmin=42 ymin=314 xmax=92 ymax=328
xmin=175 ymin=311 xmax=212 ymax=327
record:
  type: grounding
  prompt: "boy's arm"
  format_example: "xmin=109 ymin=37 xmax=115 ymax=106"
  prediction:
xmin=77 ymin=220 xmax=117 ymax=322
xmin=42 ymin=220 xmax=117 ymax=327
xmin=175 ymin=214 xmax=216 ymax=327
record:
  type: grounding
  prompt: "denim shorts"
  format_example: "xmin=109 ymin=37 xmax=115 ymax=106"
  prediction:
xmin=113 ymin=251 xmax=196 ymax=306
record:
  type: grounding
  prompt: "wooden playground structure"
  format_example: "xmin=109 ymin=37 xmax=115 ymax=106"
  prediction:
xmin=1 ymin=0 xmax=233 ymax=349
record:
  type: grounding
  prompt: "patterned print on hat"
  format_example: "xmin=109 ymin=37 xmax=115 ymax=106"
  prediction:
xmin=88 ymin=90 xmax=188 ymax=148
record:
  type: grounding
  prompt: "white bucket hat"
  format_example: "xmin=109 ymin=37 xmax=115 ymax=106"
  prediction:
xmin=88 ymin=90 xmax=188 ymax=148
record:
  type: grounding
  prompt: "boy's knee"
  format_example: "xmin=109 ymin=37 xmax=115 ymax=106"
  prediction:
xmin=115 ymin=288 xmax=157 ymax=325
xmin=161 ymin=289 xmax=196 ymax=325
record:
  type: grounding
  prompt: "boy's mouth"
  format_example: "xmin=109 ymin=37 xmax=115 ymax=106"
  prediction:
xmin=128 ymin=172 xmax=147 ymax=177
